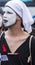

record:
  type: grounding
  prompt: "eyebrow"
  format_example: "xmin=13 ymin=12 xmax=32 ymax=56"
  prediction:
xmin=3 ymin=10 xmax=13 ymax=14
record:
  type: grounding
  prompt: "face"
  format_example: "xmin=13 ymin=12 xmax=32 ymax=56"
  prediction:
xmin=0 ymin=14 xmax=3 ymax=28
xmin=3 ymin=7 xmax=17 ymax=27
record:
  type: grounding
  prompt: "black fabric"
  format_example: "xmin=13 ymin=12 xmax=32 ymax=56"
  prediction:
xmin=31 ymin=37 xmax=35 ymax=65
xmin=0 ymin=34 xmax=35 ymax=65
xmin=0 ymin=33 xmax=11 ymax=54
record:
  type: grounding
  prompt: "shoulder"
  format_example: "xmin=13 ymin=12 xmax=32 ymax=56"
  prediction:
xmin=31 ymin=35 xmax=35 ymax=43
xmin=30 ymin=35 xmax=35 ymax=50
xmin=29 ymin=35 xmax=35 ymax=45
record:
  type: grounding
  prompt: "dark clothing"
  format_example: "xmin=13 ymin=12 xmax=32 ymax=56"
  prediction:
xmin=0 ymin=34 xmax=35 ymax=65
xmin=31 ymin=36 xmax=35 ymax=65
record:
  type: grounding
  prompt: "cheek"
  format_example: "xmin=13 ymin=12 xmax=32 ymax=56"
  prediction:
xmin=8 ymin=16 xmax=12 ymax=21
xmin=8 ymin=15 xmax=13 ymax=20
xmin=11 ymin=14 xmax=16 ymax=19
xmin=7 ymin=14 xmax=11 ymax=19
xmin=8 ymin=14 xmax=16 ymax=21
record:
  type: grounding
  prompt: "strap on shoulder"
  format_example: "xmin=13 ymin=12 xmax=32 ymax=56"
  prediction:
xmin=29 ymin=35 xmax=33 ymax=54
xmin=27 ymin=35 xmax=33 ymax=63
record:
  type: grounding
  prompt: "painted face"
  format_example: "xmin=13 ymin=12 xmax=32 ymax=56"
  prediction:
xmin=3 ymin=7 xmax=17 ymax=27
xmin=0 ymin=14 xmax=2 ymax=28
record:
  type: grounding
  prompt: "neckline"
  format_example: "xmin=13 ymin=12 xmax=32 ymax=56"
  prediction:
xmin=3 ymin=35 xmax=30 ymax=54
xmin=14 ymin=35 xmax=30 ymax=53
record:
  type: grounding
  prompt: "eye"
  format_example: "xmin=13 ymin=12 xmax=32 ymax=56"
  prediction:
xmin=7 ymin=11 xmax=13 ymax=14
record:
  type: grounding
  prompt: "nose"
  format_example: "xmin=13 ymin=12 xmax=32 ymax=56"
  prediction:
xmin=3 ymin=13 xmax=7 ymax=18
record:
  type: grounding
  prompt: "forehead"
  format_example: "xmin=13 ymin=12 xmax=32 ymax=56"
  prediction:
xmin=3 ymin=6 xmax=15 ymax=13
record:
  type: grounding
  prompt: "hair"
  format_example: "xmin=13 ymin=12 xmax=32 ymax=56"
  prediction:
xmin=0 ymin=7 xmax=4 ymax=15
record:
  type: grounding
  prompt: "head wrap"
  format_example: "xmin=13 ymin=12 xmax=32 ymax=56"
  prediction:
xmin=5 ymin=0 xmax=34 ymax=33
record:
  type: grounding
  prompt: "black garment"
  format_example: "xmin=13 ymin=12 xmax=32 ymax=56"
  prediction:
xmin=0 ymin=34 xmax=35 ymax=65
xmin=31 ymin=36 xmax=35 ymax=65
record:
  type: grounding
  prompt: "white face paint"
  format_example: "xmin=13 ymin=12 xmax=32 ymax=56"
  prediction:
xmin=0 ymin=15 xmax=2 ymax=28
xmin=3 ymin=7 xmax=17 ymax=27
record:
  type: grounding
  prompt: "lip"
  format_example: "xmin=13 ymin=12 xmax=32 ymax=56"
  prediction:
xmin=3 ymin=19 xmax=8 ymax=23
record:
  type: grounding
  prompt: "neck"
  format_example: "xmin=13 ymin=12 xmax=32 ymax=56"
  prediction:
xmin=8 ymin=27 xmax=23 ymax=37
xmin=5 ymin=19 xmax=29 ymax=37
xmin=6 ymin=22 xmax=24 ymax=37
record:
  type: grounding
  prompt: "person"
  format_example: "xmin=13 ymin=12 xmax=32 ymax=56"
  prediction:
xmin=0 ymin=7 xmax=4 ymax=38
xmin=1 ymin=0 xmax=35 ymax=65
